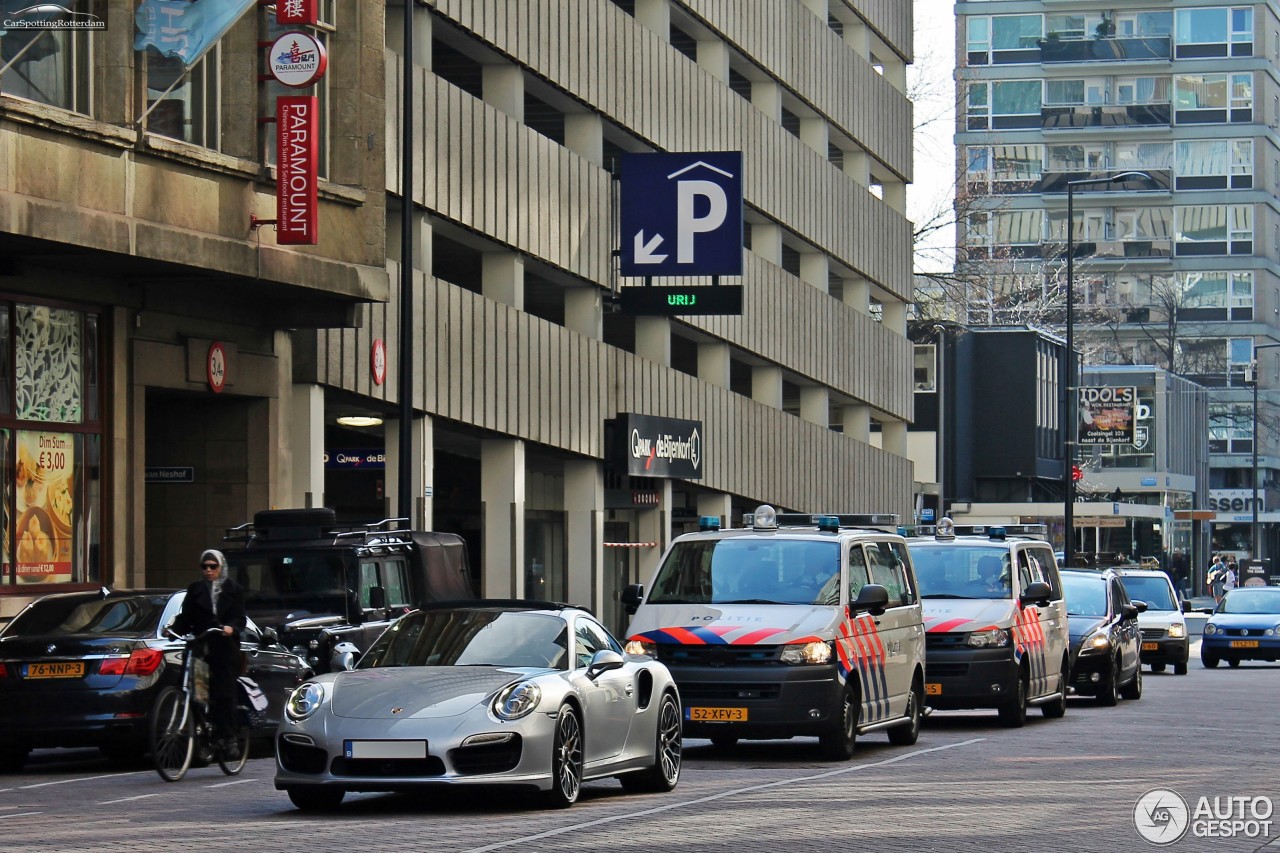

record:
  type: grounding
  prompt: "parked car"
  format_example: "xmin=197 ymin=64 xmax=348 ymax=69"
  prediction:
xmin=275 ymin=601 xmax=682 ymax=811
xmin=1060 ymin=569 xmax=1144 ymax=705
xmin=1201 ymin=587 xmax=1280 ymax=668
xmin=1114 ymin=568 xmax=1190 ymax=675
xmin=222 ymin=508 xmax=475 ymax=673
xmin=0 ymin=588 xmax=312 ymax=772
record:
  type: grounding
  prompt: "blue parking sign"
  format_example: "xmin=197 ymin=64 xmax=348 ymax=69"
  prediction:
xmin=619 ymin=152 xmax=743 ymax=277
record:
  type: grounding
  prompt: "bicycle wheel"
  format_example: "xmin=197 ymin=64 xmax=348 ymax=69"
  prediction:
xmin=217 ymin=729 xmax=250 ymax=776
xmin=150 ymin=686 xmax=194 ymax=782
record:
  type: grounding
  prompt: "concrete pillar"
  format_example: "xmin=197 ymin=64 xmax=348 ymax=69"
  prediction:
xmin=482 ymin=439 xmax=526 ymax=598
xmin=800 ymin=386 xmax=829 ymax=427
xmin=635 ymin=0 xmax=670 ymax=39
xmin=419 ymin=414 xmax=435 ymax=530
xmin=882 ymin=55 xmax=907 ymax=92
xmin=636 ymin=479 xmax=674 ymax=582
xmin=753 ymin=222 xmax=783 ymax=265
xmin=385 ymin=2 xmax=432 ymax=66
xmin=565 ymin=112 xmax=603 ymax=166
xmin=801 ymin=0 xmax=828 ymax=19
xmin=800 ymin=252 xmax=829 ymax=293
xmin=882 ymin=420 xmax=909 ymax=458
xmin=752 ymin=79 xmax=782 ymax=122
xmin=843 ymin=17 xmax=870 ymax=60
xmin=636 ymin=316 xmax=671 ymax=365
xmin=844 ymin=147 xmax=870 ymax=186
xmin=384 ymin=416 xmax=431 ymax=529
xmin=842 ymin=276 xmax=870 ymax=314
xmin=565 ymin=460 xmax=605 ymax=615
xmin=565 ymin=286 xmax=603 ymax=339
xmin=698 ymin=38 xmax=730 ymax=82
xmin=800 ymin=116 xmax=827 ymax=157
xmin=753 ymin=365 xmax=783 ymax=409
xmin=287 ymin=383 xmax=325 ymax=510
xmin=696 ymin=492 xmax=734 ymax=530
xmin=843 ymin=404 xmax=871 ymax=442
xmin=698 ymin=342 xmax=731 ymax=388
xmin=882 ymin=179 xmax=907 ymax=214
xmin=483 ymin=252 xmax=524 ymax=310
xmin=883 ymin=299 xmax=908 ymax=336
xmin=482 ymin=64 xmax=523 ymax=121
xmin=386 ymin=211 xmax=431 ymax=272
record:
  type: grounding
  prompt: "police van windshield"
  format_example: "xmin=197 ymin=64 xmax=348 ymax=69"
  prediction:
xmin=1118 ymin=575 xmax=1176 ymax=611
xmin=647 ymin=538 xmax=840 ymax=606
xmin=910 ymin=545 xmax=1012 ymax=599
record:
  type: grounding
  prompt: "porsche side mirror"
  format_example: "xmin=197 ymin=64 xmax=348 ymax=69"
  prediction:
xmin=586 ymin=649 xmax=625 ymax=680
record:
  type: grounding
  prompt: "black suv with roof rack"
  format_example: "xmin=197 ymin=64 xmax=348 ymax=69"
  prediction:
xmin=221 ymin=508 xmax=474 ymax=672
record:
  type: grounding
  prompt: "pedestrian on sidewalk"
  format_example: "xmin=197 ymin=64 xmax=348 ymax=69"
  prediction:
xmin=1207 ymin=555 xmax=1229 ymax=605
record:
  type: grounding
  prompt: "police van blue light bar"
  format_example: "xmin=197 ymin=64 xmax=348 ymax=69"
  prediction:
xmin=698 ymin=516 xmax=721 ymax=532
xmin=817 ymin=516 xmax=840 ymax=533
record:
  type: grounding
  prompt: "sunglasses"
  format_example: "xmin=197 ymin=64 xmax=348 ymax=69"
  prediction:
xmin=201 ymin=563 xmax=220 ymax=570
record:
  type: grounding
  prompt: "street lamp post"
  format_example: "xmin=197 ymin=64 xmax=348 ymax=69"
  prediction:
xmin=1063 ymin=171 xmax=1155 ymax=570
xmin=933 ymin=323 xmax=947 ymax=522
xmin=1250 ymin=343 xmax=1280 ymax=561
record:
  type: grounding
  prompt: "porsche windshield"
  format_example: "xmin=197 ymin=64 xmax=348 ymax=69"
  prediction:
xmin=358 ymin=609 xmax=570 ymax=670
xmin=646 ymin=538 xmax=840 ymax=606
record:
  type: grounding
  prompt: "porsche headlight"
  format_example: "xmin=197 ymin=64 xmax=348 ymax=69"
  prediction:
xmin=1204 ymin=623 xmax=1218 ymax=636
xmin=965 ymin=628 xmax=1009 ymax=649
xmin=1079 ymin=630 xmax=1111 ymax=655
xmin=286 ymin=682 xmax=325 ymax=721
xmin=493 ymin=681 xmax=542 ymax=721
xmin=780 ymin=641 xmax=832 ymax=665
xmin=624 ymin=639 xmax=656 ymax=657
xmin=1167 ymin=624 xmax=1186 ymax=639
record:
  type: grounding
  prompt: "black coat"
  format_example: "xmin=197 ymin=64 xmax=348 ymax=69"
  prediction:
xmin=173 ymin=576 xmax=247 ymax=636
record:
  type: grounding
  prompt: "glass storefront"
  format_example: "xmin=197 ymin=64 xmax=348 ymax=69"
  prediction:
xmin=0 ymin=300 xmax=102 ymax=587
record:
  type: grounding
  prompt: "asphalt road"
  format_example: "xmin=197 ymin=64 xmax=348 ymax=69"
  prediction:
xmin=2 ymin=643 xmax=1277 ymax=853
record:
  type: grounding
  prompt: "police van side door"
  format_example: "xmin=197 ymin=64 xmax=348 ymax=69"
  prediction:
xmin=842 ymin=546 xmax=889 ymax=724
xmin=1021 ymin=545 xmax=1067 ymax=698
xmin=863 ymin=540 xmax=919 ymax=720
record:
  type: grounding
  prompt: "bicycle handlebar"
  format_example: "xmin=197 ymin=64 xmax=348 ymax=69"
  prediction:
xmin=164 ymin=626 xmax=230 ymax=642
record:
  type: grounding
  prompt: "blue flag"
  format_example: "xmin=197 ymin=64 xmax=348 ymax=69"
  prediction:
xmin=134 ymin=0 xmax=256 ymax=67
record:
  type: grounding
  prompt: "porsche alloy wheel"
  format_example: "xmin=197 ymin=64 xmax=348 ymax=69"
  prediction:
xmin=545 ymin=705 xmax=583 ymax=808
xmin=621 ymin=692 xmax=682 ymax=793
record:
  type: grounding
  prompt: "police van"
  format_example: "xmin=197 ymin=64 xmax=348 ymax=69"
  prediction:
xmin=621 ymin=505 xmax=926 ymax=760
xmin=904 ymin=518 xmax=1069 ymax=727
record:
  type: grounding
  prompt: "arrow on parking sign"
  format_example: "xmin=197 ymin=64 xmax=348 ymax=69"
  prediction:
xmin=634 ymin=230 xmax=667 ymax=264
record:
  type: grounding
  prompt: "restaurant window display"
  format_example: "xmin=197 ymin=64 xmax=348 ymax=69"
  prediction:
xmin=0 ymin=302 xmax=101 ymax=587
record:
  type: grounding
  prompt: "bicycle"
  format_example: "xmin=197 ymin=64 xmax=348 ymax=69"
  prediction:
xmin=150 ymin=626 xmax=251 ymax=782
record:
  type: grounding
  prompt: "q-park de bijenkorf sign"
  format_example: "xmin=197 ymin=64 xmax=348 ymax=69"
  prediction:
xmin=1078 ymin=386 xmax=1137 ymax=446
xmin=619 ymin=151 xmax=743 ymax=278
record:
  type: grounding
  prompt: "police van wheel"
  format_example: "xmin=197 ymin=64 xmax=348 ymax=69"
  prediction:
xmin=1041 ymin=658 xmax=1069 ymax=719
xmin=819 ymin=685 xmax=859 ymax=760
xmin=887 ymin=679 xmax=922 ymax=746
xmin=997 ymin=671 xmax=1028 ymax=728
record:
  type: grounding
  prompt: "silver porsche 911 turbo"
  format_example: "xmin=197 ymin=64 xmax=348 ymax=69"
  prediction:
xmin=274 ymin=601 xmax=682 ymax=810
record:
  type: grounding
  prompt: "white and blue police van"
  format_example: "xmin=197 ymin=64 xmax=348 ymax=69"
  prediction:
xmin=621 ymin=505 xmax=926 ymax=760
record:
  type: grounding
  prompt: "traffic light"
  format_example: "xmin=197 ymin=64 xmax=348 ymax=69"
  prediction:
xmin=1071 ymin=465 xmax=1083 ymax=482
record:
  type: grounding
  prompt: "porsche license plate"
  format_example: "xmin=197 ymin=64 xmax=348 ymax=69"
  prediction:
xmin=686 ymin=707 xmax=747 ymax=722
xmin=925 ymin=683 xmax=942 ymax=695
xmin=343 ymin=740 xmax=427 ymax=760
xmin=1141 ymin=642 xmax=1158 ymax=651
xmin=1231 ymin=640 xmax=1260 ymax=649
xmin=24 ymin=662 xmax=84 ymax=679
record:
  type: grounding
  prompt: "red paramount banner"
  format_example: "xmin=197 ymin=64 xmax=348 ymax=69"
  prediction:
xmin=277 ymin=0 xmax=318 ymax=26
xmin=276 ymin=95 xmax=318 ymax=245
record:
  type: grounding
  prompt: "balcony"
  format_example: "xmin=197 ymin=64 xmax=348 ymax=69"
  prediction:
xmin=1040 ymin=103 xmax=1170 ymax=129
xmin=1067 ymin=240 xmax=1173 ymax=260
xmin=1039 ymin=169 xmax=1171 ymax=194
xmin=1039 ymin=36 xmax=1172 ymax=64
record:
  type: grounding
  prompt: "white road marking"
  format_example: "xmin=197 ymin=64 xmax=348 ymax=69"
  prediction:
xmin=21 ymin=771 xmax=149 ymax=790
xmin=461 ymin=738 xmax=986 ymax=853
xmin=204 ymin=779 xmax=258 ymax=789
xmin=98 ymin=794 xmax=161 ymax=805
xmin=0 ymin=812 xmax=43 ymax=819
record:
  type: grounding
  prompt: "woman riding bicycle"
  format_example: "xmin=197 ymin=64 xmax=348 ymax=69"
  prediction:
xmin=171 ymin=549 xmax=246 ymax=756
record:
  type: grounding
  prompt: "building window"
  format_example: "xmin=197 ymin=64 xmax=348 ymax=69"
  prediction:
xmin=1174 ymin=139 xmax=1253 ymax=190
xmin=0 ymin=26 xmax=93 ymax=114
xmin=967 ymin=80 xmax=1041 ymax=130
xmin=1175 ymin=6 xmax=1253 ymax=57
xmin=1209 ymin=403 xmax=1252 ymax=453
xmin=1174 ymin=72 xmax=1252 ymax=123
xmin=966 ymin=14 xmax=1042 ymax=65
xmin=1174 ymin=205 xmax=1252 ymax=256
xmin=1177 ymin=271 xmax=1254 ymax=320
xmin=144 ymin=47 xmax=220 ymax=149
xmin=913 ymin=345 xmax=937 ymax=393
xmin=965 ymin=144 xmax=1043 ymax=193
xmin=0 ymin=302 xmax=102 ymax=588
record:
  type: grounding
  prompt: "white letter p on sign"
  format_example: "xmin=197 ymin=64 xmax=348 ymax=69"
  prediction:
xmin=676 ymin=180 xmax=728 ymax=263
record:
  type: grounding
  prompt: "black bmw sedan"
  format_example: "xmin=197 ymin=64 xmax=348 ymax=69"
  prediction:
xmin=0 ymin=588 xmax=311 ymax=771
